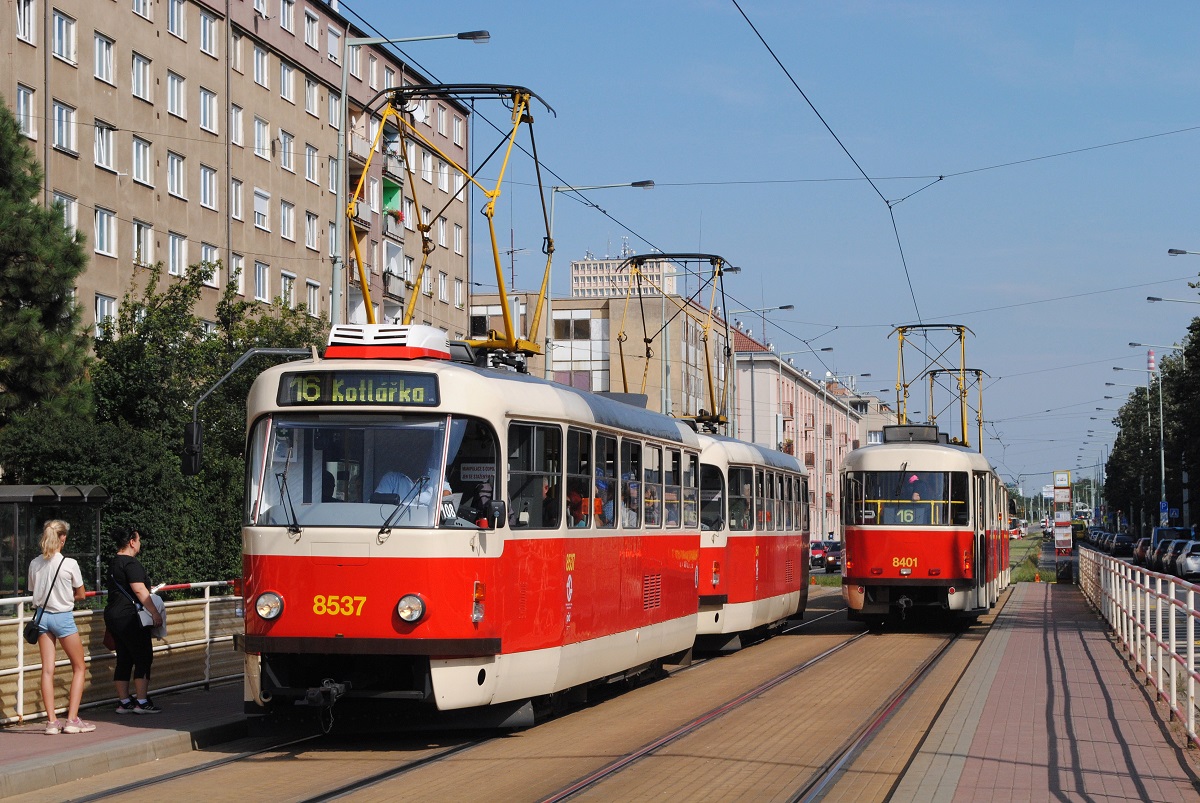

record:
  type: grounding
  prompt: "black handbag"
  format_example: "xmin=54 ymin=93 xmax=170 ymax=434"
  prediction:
xmin=24 ymin=556 xmax=66 ymax=644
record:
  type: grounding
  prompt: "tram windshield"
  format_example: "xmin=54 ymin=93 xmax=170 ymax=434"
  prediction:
xmin=843 ymin=470 xmax=969 ymax=527
xmin=245 ymin=413 xmax=498 ymax=529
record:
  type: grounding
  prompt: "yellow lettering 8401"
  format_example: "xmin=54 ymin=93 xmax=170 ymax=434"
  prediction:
xmin=892 ymin=557 xmax=918 ymax=568
xmin=312 ymin=595 xmax=366 ymax=616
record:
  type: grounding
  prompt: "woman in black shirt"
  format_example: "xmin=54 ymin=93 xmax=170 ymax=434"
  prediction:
xmin=103 ymin=527 xmax=163 ymax=714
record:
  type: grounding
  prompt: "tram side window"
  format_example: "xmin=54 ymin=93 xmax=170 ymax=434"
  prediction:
xmin=507 ymin=423 xmax=562 ymax=528
xmin=729 ymin=466 xmax=753 ymax=531
xmin=681 ymin=453 xmax=699 ymax=529
xmin=699 ymin=464 xmax=725 ymax=531
xmin=446 ymin=417 xmax=500 ymax=524
xmin=783 ymin=475 xmax=794 ymax=530
xmin=620 ymin=439 xmax=641 ymax=529
xmin=798 ymin=477 xmax=809 ymax=532
xmin=644 ymin=445 xmax=663 ymax=527
xmin=755 ymin=469 xmax=768 ymax=530
xmin=596 ymin=433 xmax=618 ymax=528
xmin=565 ymin=427 xmax=592 ymax=528
xmin=664 ymin=449 xmax=682 ymax=528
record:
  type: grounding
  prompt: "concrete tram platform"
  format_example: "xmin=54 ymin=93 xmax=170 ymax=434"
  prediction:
xmin=893 ymin=581 xmax=1200 ymax=802
xmin=0 ymin=681 xmax=246 ymax=798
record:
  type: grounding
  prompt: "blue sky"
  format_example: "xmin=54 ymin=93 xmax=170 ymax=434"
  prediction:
xmin=348 ymin=0 xmax=1200 ymax=493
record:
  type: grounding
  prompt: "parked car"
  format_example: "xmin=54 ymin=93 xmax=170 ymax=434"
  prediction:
xmin=1151 ymin=540 xmax=1178 ymax=573
xmin=823 ymin=543 xmax=843 ymax=573
xmin=810 ymin=540 xmax=828 ymax=568
xmin=1164 ymin=540 xmax=1191 ymax=576
xmin=1176 ymin=542 xmax=1200 ymax=581
xmin=1109 ymin=533 xmax=1136 ymax=558
xmin=1133 ymin=537 xmax=1152 ymax=566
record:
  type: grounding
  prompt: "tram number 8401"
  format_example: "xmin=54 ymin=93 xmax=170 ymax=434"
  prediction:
xmin=313 ymin=595 xmax=367 ymax=616
xmin=892 ymin=557 xmax=918 ymax=569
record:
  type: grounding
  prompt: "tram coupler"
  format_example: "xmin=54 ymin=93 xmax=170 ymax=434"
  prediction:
xmin=897 ymin=595 xmax=914 ymax=621
xmin=303 ymin=680 xmax=351 ymax=708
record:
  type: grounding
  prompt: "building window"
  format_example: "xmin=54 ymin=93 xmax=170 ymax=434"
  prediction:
xmin=132 ymin=220 xmax=152 ymax=265
xmin=168 ymin=232 xmax=187 ymax=275
xmin=304 ymin=11 xmax=318 ymax=48
xmin=231 ymin=178 xmax=243 ymax=220
xmin=280 ymin=0 xmax=294 ymax=32
xmin=280 ymin=62 xmax=294 ymax=103
xmin=279 ymin=130 xmax=294 ymax=171
xmin=131 ymin=137 xmax=151 ymax=185
xmin=454 ymin=224 xmax=463 ymax=255
xmin=254 ymin=117 xmax=269 ymax=160
xmin=368 ymin=55 xmax=378 ymax=89
xmin=327 ymin=27 xmax=341 ymax=64
xmin=230 ymin=104 xmax=243 ymax=146
xmin=348 ymin=40 xmax=361 ymax=78
xmin=437 ymin=105 xmax=446 ymax=136
xmin=328 ymin=157 xmax=338 ymax=193
xmin=306 ymin=280 xmax=320 ymax=316
xmin=454 ymin=278 xmax=464 ymax=309
xmin=132 ymin=53 xmax=151 ymax=101
xmin=94 ymin=207 xmax=117 ymax=256
xmin=230 ymin=33 xmax=242 ymax=72
xmin=328 ymin=92 xmax=340 ymax=129
xmin=280 ymin=200 xmax=295 ymax=241
xmin=16 ymin=0 xmax=35 ymax=43
xmin=403 ymin=198 xmax=415 ymax=231
xmin=454 ymin=172 xmax=465 ymax=200
xmin=437 ymin=217 xmax=447 ymax=247
xmin=52 ymin=101 xmax=76 ymax=153
xmin=200 ymin=165 xmax=217 ymax=209
xmin=453 ymin=116 xmax=463 ymax=146
xmin=167 ymin=151 xmax=185 ymax=197
xmin=200 ymin=243 xmax=219 ymax=287
xmin=16 ymin=85 xmax=35 ymax=138
xmin=253 ymin=189 xmax=270 ymax=230
xmin=437 ymin=160 xmax=449 ymax=192
xmin=132 ymin=0 xmax=151 ymax=19
xmin=199 ymin=12 xmax=217 ymax=56
xmin=281 ymin=272 xmax=296 ymax=308
xmin=53 ymin=193 xmax=76 ymax=231
xmin=230 ymin=253 xmax=245 ymax=296
xmin=305 ymin=211 xmax=319 ymax=250
xmin=95 ymin=294 xmax=116 ymax=337
xmin=167 ymin=0 xmax=185 ymax=39
xmin=421 ymin=151 xmax=433 ymax=183
xmin=328 ymin=222 xmax=336 ymax=257
xmin=403 ymin=255 xmax=414 ymax=282
xmin=52 ymin=11 xmax=76 ymax=63
xmin=438 ymin=272 xmax=448 ymax=303
xmin=384 ymin=66 xmax=395 ymax=88
xmin=305 ymin=78 xmax=318 ymax=116
xmin=253 ymin=46 xmax=269 ymax=88
xmin=254 ymin=261 xmax=269 ymax=301
xmin=167 ymin=72 xmax=185 ymax=118
xmin=305 ymin=144 xmax=318 ymax=183
xmin=94 ymin=121 xmax=115 ymax=170
xmin=199 ymin=88 xmax=218 ymax=133
xmin=422 ymin=267 xmax=433 ymax=297
xmin=94 ymin=33 xmax=115 ymax=84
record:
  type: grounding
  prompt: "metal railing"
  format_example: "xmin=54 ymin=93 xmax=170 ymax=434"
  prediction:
xmin=1 ymin=580 xmax=243 ymax=725
xmin=1079 ymin=547 xmax=1198 ymax=745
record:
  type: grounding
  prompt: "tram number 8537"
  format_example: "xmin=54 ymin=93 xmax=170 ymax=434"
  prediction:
xmin=313 ymin=595 xmax=367 ymax=616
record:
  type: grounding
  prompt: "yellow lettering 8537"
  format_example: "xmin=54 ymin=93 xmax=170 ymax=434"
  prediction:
xmin=312 ymin=595 xmax=366 ymax=616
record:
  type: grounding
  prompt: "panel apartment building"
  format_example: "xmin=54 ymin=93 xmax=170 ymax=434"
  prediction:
xmin=3 ymin=0 xmax=471 ymax=337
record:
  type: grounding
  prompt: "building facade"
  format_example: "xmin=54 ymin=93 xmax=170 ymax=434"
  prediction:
xmin=569 ymin=255 xmax=677 ymax=299
xmin=3 ymin=0 xmax=470 ymax=336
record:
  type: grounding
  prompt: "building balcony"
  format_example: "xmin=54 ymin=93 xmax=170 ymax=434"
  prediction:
xmin=383 ymin=212 xmax=405 ymax=240
xmin=384 ymin=154 xmax=405 ymax=181
xmin=384 ymin=271 xmax=408 ymax=301
xmin=349 ymin=132 xmax=372 ymax=163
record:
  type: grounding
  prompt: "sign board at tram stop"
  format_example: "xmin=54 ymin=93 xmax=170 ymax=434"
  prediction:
xmin=1053 ymin=471 xmax=1074 ymax=581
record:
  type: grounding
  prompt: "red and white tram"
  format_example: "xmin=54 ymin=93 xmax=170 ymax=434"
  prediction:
xmin=696 ymin=435 xmax=809 ymax=651
xmin=235 ymin=324 xmax=807 ymax=726
xmin=840 ymin=424 xmax=1009 ymax=625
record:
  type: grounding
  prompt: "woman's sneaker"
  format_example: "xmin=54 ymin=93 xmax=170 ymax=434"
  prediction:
xmin=116 ymin=699 xmax=137 ymax=714
xmin=63 ymin=718 xmax=96 ymax=734
xmin=44 ymin=719 xmax=64 ymax=735
xmin=133 ymin=699 xmax=162 ymax=714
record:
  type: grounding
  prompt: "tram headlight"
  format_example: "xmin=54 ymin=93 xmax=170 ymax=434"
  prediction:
xmin=396 ymin=594 xmax=425 ymax=623
xmin=255 ymin=592 xmax=283 ymax=620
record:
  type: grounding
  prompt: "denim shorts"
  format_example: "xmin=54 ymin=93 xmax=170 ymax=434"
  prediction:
xmin=36 ymin=609 xmax=78 ymax=638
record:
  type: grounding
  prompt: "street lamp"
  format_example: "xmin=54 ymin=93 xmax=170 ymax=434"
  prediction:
xmin=728 ymin=304 xmax=796 ymax=349
xmin=1147 ymin=296 xmax=1200 ymax=305
xmin=1167 ymin=248 xmax=1200 ymax=256
xmin=332 ymin=30 xmax=490 ymax=325
xmin=544 ymin=181 xmax=655 ymax=378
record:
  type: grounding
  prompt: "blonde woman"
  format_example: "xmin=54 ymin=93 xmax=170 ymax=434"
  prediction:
xmin=28 ymin=519 xmax=94 ymax=734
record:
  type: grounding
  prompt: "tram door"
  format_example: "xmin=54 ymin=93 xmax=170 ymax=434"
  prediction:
xmin=973 ymin=472 xmax=989 ymax=610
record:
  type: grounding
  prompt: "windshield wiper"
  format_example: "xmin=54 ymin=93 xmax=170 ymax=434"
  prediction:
xmin=275 ymin=471 xmax=302 ymax=536
xmin=378 ymin=476 xmax=430 ymax=538
xmin=892 ymin=462 xmax=908 ymax=500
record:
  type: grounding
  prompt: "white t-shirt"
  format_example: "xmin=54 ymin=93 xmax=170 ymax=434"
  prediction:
xmin=29 ymin=554 xmax=83 ymax=614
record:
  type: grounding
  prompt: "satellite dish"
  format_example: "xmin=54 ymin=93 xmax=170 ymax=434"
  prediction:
xmin=405 ymin=99 xmax=427 ymax=124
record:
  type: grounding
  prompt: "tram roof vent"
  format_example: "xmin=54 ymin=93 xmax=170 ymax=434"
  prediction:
xmin=325 ymin=324 xmax=451 ymax=360
xmin=882 ymin=424 xmax=940 ymax=444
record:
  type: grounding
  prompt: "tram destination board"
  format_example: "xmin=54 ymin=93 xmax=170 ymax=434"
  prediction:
xmin=277 ymin=370 xmax=439 ymax=407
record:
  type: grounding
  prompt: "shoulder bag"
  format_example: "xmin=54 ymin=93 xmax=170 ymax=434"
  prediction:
xmin=24 ymin=556 xmax=66 ymax=644
xmin=112 ymin=568 xmax=155 ymax=626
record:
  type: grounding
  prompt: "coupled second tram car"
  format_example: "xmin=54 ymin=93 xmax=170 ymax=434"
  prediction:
xmin=233 ymin=324 xmax=808 ymax=726
xmin=840 ymin=424 xmax=1010 ymax=625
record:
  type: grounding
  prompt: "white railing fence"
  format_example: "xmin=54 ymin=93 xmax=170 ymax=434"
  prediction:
xmin=1079 ymin=548 xmax=1198 ymax=746
xmin=1 ymin=580 xmax=243 ymax=725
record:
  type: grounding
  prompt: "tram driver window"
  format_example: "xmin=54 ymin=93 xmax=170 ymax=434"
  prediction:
xmin=728 ymin=467 xmax=753 ymax=531
xmin=507 ymin=423 xmax=562 ymax=528
xmin=700 ymin=464 xmax=725 ymax=531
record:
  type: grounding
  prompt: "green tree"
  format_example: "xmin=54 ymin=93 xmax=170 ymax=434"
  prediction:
xmin=0 ymin=100 xmax=91 ymax=427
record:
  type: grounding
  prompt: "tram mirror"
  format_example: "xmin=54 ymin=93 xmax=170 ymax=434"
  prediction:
xmin=182 ymin=422 xmax=203 ymax=476
xmin=488 ymin=500 xmax=507 ymax=530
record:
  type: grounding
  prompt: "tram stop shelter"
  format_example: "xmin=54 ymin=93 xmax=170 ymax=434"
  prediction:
xmin=0 ymin=485 xmax=109 ymax=600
